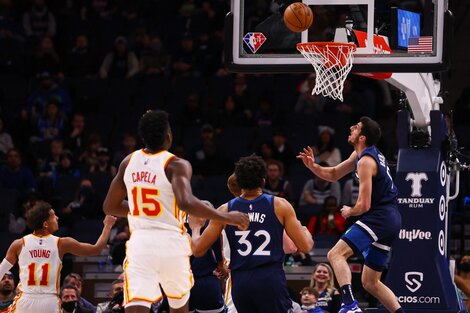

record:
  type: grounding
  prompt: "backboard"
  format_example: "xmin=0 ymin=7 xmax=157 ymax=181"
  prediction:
xmin=225 ymin=0 xmax=452 ymax=73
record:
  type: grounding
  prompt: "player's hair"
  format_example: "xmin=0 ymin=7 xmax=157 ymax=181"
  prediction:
xmin=359 ymin=116 xmax=381 ymax=146
xmin=300 ymin=286 xmax=320 ymax=299
xmin=25 ymin=201 xmax=52 ymax=231
xmin=234 ymin=155 xmax=266 ymax=190
xmin=310 ymin=263 xmax=337 ymax=294
xmin=138 ymin=110 xmax=170 ymax=151
xmin=60 ymin=284 xmax=78 ymax=297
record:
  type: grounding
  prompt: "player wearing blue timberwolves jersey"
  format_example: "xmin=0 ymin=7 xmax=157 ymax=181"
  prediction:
xmin=190 ymin=155 xmax=313 ymax=313
xmin=298 ymin=117 xmax=405 ymax=313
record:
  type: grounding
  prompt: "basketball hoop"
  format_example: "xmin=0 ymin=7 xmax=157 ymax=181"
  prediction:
xmin=297 ymin=42 xmax=356 ymax=101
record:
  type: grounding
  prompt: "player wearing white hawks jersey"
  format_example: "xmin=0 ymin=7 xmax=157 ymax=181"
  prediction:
xmin=0 ymin=201 xmax=116 ymax=313
xmin=103 ymin=110 xmax=249 ymax=313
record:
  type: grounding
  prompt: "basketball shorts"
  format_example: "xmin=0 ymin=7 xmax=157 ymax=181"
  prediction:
xmin=9 ymin=293 xmax=60 ymax=313
xmin=231 ymin=264 xmax=292 ymax=313
xmin=123 ymin=229 xmax=194 ymax=309
xmin=341 ymin=206 xmax=401 ymax=271
xmin=189 ymin=275 xmax=225 ymax=313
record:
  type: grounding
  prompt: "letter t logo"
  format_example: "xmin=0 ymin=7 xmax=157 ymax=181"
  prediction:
xmin=405 ymin=172 xmax=428 ymax=197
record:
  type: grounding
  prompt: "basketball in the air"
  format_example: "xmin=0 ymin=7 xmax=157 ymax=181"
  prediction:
xmin=283 ymin=2 xmax=314 ymax=33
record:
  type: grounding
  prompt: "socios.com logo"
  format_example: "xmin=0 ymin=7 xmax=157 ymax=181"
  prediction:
xmin=405 ymin=272 xmax=423 ymax=293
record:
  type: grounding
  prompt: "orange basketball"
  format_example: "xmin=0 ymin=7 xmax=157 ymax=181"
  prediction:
xmin=283 ymin=2 xmax=314 ymax=33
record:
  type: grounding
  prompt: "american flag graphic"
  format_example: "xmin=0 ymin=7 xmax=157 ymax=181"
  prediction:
xmin=408 ymin=36 xmax=433 ymax=53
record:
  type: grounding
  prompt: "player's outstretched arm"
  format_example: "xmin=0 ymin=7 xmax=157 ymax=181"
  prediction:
xmin=297 ymin=147 xmax=356 ymax=182
xmin=167 ymin=158 xmax=249 ymax=230
xmin=189 ymin=205 xmax=226 ymax=257
xmin=59 ymin=215 xmax=116 ymax=258
xmin=0 ymin=239 xmax=22 ymax=279
xmin=103 ymin=155 xmax=131 ymax=217
xmin=275 ymin=197 xmax=313 ymax=253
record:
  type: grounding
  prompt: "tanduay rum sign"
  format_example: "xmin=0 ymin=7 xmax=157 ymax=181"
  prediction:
xmin=369 ymin=111 xmax=465 ymax=313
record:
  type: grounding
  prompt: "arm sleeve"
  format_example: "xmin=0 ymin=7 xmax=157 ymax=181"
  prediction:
xmin=0 ymin=259 xmax=14 ymax=280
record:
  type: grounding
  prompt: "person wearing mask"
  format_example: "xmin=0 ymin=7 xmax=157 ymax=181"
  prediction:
xmin=454 ymin=252 xmax=470 ymax=312
xmin=60 ymin=285 xmax=93 ymax=313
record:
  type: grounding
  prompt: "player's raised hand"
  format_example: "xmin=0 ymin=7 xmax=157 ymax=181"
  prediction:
xmin=225 ymin=211 xmax=250 ymax=230
xmin=103 ymin=215 xmax=117 ymax=228
xmin=296 ymin=146 xmax=316 ymax=170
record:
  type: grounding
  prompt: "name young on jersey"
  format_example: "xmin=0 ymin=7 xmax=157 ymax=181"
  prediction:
xmin=29 ymin=249 xmax=51 ymax=258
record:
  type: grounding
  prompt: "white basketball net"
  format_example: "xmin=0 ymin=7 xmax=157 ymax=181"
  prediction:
xmin=297 ymin=42 xmax=356 ymax=101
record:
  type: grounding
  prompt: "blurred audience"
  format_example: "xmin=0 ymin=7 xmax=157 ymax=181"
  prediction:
xmin=309 ymin=263 xmax=341 ymax=313
xmin=0 ymin=271 xmax=16 ymax=311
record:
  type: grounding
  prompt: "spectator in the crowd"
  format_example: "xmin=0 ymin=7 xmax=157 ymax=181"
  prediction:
xmin=22 ymin=0 xmax=56 ymax=40
xmin=171 ymin=32 xmax=202 ymax=77
xmin=24 ymin=71 xmax=72 ymax=123
xmin=214 ymin=95 xmax=249 ymax=130
xmin=96 ymin=279 xmax=124 ymax=313
xmin=299 ymin=287 xmax=325 ymax=313
xmin=257 ymin=141 xmax=275 ymax=163
xmin=65 ymin=34 xmax=99 ymax=78
xmin=99 ymin=36 xmax=139 ymax=79
xmin=297 ymin=162 xmax=341 ymax=225
xmin=309 ymin=263 xmax=341 ymax=313
xmin=0 ymin=271 xmax=15 ymax=312
xmin=63 ymin=273 xmax=96 ymax=312
xmin=51 ymin=149 xmax=81 ymax=184
xmin=79 ymin=133 xmax=103 ymax=170
xmin=180 ymin=92 xmax=205 ymax=128
xmin=138 ymin=32 xmax=170 ymax=76
xmin=64 ymin=112 xmax=88 ymax=157
xmin=38 ymin=139 xmax=64 ymax=173
xmin=88 ymin=147 xmax=116 ymax=177
xmin=0 ymin=148 xmax=36 ymax=191
xmin=263 ymin=159 xmax=293 ymax=203
xmin=253 ymin=98 xmax=276 ymax=129
xmin=34 ymin=100 xmax=66 ymax=142
xmin=271 ymin=128 xmax=294 ymax=169
xmin=192 ymin=139 xmax=231 ymax=177
xmin=8 ymin=190 xmax=42 ymax=234
xmin=307 ymin=195 xmax=346 ymax=237
xmin=62 ymin=178 xmax=102 ymax=226
xmin=342 ymin=172 xmax=360 ymax=206
xmin=60 ymin=284 xmax=93 ymax=313
xmin=295 ymin=73 xmax=326 ymax=117
xmin=112 ymin=133 xmax=137 ymax=167
xmin=0 ymin=115 xmax=14 ymax=157
xmin=188 ymin=123 xmax=216 ymax=162
xmin=33 ymin=35 xmax=62 ymax=76
xmin=454 ymin=252 xmax=470 ymax=312
xmin=0 ymin=0 xmax=24 ymax=43
xmin=312 ymin=126 xmax=342 ymax=166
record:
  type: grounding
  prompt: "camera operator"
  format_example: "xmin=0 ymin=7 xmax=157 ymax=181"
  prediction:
xmin=97 ymin=279 xmax=124 ymax=313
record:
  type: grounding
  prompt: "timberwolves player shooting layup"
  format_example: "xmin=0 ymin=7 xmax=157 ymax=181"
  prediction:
xmin=298 ymin=117 xmax=405 ymax=313
xmin=190 ymin=155 xmax=313 ymax=313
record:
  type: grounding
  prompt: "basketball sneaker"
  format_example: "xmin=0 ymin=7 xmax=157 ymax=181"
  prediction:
xmin=338 ymin=300 xmax=363 ymax=313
